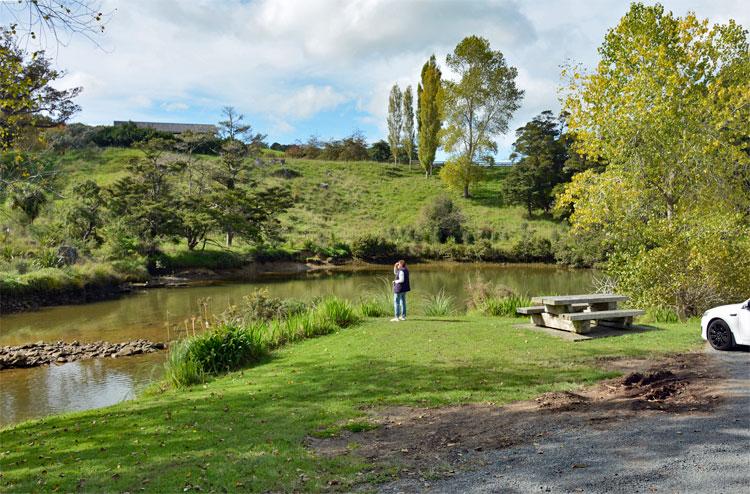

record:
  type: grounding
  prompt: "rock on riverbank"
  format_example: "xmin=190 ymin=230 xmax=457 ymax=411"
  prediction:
xmin=0 ymin=340 xmax=167 ymax=370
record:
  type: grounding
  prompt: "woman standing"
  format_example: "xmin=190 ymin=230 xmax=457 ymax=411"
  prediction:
xmin=391 ymin=260 xmax=410 ymax=321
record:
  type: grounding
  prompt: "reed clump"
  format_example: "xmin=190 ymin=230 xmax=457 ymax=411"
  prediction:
xmin=465 ymin=275 xmax=531 ymax=317
xmin=164 ymin=296 xmax=359 ymax=388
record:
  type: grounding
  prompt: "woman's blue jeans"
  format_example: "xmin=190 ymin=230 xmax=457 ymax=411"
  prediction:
xmin=394 ymin=292 xmax=407 ymax=318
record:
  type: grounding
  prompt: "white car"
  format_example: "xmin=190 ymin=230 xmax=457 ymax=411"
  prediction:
xmin=701 ymin=298 xmax=750 ymax=350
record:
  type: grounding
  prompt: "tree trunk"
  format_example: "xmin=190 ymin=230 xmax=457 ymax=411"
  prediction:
xmin=226 ymin=230 xmax=234 ymax=247
xmin=463 ymin=184 xmax=469 ymax=198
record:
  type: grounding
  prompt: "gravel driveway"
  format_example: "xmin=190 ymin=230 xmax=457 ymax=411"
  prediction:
xmin=380 ymin=346 xmax=749 ymax=494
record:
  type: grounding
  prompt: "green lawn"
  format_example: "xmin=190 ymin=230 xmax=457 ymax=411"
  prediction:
xmin=0 ymin=315 xmax=702 ymax=492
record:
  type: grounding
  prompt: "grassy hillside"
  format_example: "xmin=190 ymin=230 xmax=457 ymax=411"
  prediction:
xmin=53 ymin=148 xmax=561 ymax=249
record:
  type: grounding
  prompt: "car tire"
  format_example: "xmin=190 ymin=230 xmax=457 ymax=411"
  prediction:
xmin=707 ymin=319 xmax=734 ymax=351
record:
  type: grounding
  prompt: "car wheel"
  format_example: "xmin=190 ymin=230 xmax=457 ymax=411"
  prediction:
xmin=707 ymin=319 xmax=734 ymax=351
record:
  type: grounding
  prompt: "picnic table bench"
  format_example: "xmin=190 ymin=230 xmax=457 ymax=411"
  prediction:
xmin=517 ymin=294 xmax=644 ymax=334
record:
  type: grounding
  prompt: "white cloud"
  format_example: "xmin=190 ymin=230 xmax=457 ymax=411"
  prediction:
xmin=9 ymin=0 xmax=746 ymax=156
xmin=269 ymin=117 xmax=295 ymax=135
xmin=274 ymin=85 xmax=349 ymax=119
xmin=161 ymin=102 xmax=189 ymax=112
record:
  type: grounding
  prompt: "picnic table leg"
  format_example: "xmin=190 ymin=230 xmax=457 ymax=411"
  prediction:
xmin=536 ymin=312 xmax=593 ymax=334
xmin=530 ymin=314 xmax=545 ymax=327
xmin=544 ymin=304 xmax=571 ymax=315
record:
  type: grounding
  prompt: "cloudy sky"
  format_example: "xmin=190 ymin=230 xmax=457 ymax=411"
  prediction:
xmin=5 ymin=0 xmax=747 ymax=158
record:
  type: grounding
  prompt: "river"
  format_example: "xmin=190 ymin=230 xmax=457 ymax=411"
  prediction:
xmin=0 ymin=263 xmax=594 ymax=426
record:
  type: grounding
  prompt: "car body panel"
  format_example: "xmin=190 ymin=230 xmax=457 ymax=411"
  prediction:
xmin=701 ymin=299 xmax=750 ymax=346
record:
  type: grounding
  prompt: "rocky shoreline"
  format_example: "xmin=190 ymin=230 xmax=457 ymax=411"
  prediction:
xmin=0 ymin=340 xmax=167 ymax=370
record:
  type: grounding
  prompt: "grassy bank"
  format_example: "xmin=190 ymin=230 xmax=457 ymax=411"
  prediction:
xmin=0 ymin=315 xmax=701 ymax=492
xmin=0 ymin=261 xmax=148 ymax=313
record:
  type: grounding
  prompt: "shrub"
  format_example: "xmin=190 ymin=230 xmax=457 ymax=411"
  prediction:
xmin=419 ymin=196 xmax=465 ymax=243
xmin=110 ymin=257 xmax=149 ymax=281
xmin=31 ymin=248 xmax=62 ymax=269
xmin=302 ymin=239 xmax=351 ymax=261
xmin=423 ymin=289 xmax=456 ymax=316
xmin=350 ymin=234 xmax=398 ymax=262
xmin=241 ymin=288 xmax=285 ymax=322
xmin=154 ymin=250 xmax=247 ymax=271
xmin=608 ymin=216 xmax=750 ymax=318
xmin=277 ymin=311 xmax=337 ymax=344
xmin=91 ymin=122 xmax=175 ymax=148
xmin=251 ymin=244 xmax=298 ymax=262
xmin=510 ymin=232 xmax=553 ymax=262
xmin=553 ymin=230 xmax=604 ymax=268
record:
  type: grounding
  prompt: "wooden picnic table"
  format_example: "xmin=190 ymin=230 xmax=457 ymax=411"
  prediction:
xmin=517 ymin=293 xmax=644 ymax=334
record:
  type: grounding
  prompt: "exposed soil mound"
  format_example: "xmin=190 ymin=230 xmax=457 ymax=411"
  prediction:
xmin=309 ymin=353 xmax=724 ymax=484
xmin=535 ymin=391 xmax=589 ymax=410
xmin=622 ymin=369 xmax=675 ymax=386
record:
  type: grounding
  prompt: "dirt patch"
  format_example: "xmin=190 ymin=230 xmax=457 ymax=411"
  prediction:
xmin=308 ymin=353 xmax=725 ymax=482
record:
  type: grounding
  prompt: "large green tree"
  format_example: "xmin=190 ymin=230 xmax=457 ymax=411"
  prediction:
xmin=504 ymin=111 xmax=568 ymax=215
xmin=417 ymin=55 xmax=442 ymax=177
xmin=558 ymin=2 xmax=750 ymax=315
xmin=107 ymin=139 xmax=185 ymax=252
xmin=440 ymin=36 xmax=523 ymax=197
xmin=387 ymin=85 xmax=403 ymax=165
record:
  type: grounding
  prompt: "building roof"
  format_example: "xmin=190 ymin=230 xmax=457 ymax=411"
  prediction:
xmin=113 ymin=121 xmax=217 ymax=134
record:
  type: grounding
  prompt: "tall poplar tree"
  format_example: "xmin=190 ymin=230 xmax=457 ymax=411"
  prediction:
xmin=417 ymin=55 xmax=442 ymax=176
xmin=387 ymin=84 xmax=403 ymax=164
xmin=402 ymin=85 xmax=415 ymax=168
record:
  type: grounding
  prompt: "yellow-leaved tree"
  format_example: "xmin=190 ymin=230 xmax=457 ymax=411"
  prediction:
xmin=557 ymin=2 xmax=750 ymax=317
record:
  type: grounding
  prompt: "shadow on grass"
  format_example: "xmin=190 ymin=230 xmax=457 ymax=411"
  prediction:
xmin=1 ymin=354 xmax=613 ymax=492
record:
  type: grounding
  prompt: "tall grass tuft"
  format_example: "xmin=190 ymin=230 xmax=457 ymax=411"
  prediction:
xmin=165 ymin=296 xmax=360 ymax=388
xmin=423 ymin=289 xmax=456 ymax=316
xmin=464 ymin=275 xmax=530 ymax=317
xmin=480 ymin=295 xmax=532 ymax=317
xmin=646 ymin=306 xmax=679 ymax=323
xmin=358 ymin=298 xmax=389 ymax=317
xmin=163 ymin=340 xmax=205 ymax=388
xmin=315 ymin=297 xmax=359 ymax=328
xmin=164 ymin=323 xmax=268 ymax=387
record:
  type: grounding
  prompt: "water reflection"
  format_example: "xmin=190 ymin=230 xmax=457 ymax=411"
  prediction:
xmin=0 ymin=352 xmax=163 ymax=426
xmin=0 ymin=264 xmax=593 ymax=425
